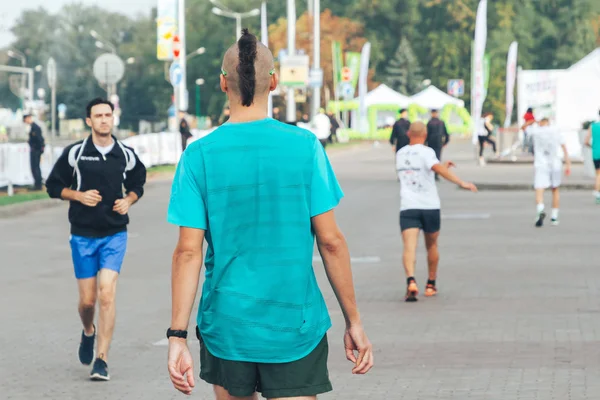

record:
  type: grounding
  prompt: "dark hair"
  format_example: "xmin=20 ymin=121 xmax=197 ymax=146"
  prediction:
xmin=526 ymin=107 xmax=533 ymax=113
xmin=399 ymin=108 xmax=407 ymax=114
xmin=86 ymin=98 xmax=114 ymax=118
xmin=23 ymin=114 xmax=32 ymax=121
xmin=237 ymin=29 xmax=258 ymax=107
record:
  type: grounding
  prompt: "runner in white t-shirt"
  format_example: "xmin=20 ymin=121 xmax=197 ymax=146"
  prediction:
xmin=396 ymin=122 xmax=477 ymax=302
xmin=528 ymin=118 xmax=571 ymax=227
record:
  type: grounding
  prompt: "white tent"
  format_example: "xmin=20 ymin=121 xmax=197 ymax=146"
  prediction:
xmin=409 ymin=85 xmax=465 ymax=109
xmin=350 ymin=84 xmax=410 ymax=130
xmin=358 ymin=84 xmax=411 ymax=107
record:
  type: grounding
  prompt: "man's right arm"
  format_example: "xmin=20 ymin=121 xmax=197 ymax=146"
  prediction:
xmin=46 ymin=147 xmax=102 ymax=206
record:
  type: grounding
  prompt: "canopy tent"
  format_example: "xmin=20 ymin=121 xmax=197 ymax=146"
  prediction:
xmin=357 ymin=84 xmax=411 ymax=108
xmin=409 ymin=85 xmax=465 ymax=110
xmin=517 ymin=47 xmax=600 ymax=162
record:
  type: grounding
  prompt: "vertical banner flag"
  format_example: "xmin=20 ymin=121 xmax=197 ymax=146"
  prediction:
xmin=345 ymin=52 xmax=362 ymax=96
xmin=157 ymin=0 xmax=177 ymax=61
xmin=471 ymin=0 xmax=488 ymax=145
xmin=504 ymin=41 xmax=518 ymax=128
xmin=358 ymin=42 xmax=371 ymax=133
xmin=331 ymin=41 xmax=343 ymax=100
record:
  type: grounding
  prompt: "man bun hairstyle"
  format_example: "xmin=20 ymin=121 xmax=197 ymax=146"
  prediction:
xmin=237 ymin=28 xmax=258 ymax=107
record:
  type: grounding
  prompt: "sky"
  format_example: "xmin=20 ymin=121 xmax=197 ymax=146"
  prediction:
xmin=0 ymin=0 xmax=156 ymax=48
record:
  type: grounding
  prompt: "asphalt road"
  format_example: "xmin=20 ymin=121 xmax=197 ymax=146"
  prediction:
xmin=2 ymin=144 xmax=600 ymax=400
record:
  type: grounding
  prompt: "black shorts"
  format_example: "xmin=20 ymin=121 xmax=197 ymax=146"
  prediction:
xmin=198 ymin=327 xmax=332 ymax=398
xmin=400 ymin=209 xmax=441 ymax=233
xmin=594 ymin=159 xmax=600 ymax=170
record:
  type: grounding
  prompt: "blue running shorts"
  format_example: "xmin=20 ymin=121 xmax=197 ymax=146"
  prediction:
xmin=70 ymin=231 xmax=128 ymax=279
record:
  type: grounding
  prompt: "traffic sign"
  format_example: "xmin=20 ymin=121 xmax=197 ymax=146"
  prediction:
xmin=47 ymin=57 xmax=57 ymax=89
xmin=169 ymin=62 xmax=182 ymax=87
xmin=279 ymin=55 xmax=309 ymax=88
xmin=172 ymin=35 xmax=181 ymax=59
xmin=341 ymin=67 xmax=352 ymax=83
xmin=309 ymin=68 xmax=323 ymax=88
xmin=447 ymin=79 xmax=465 ymax=97
xmin=340 ymin=82 xmax=354 ymax=99
xmin=93 ymin=54 xmax=125 ymax=85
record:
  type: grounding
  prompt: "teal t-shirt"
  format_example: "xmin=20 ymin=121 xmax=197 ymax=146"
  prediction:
xmin=167 ymin=118 xmax=344 ymax=363
xmin=591 ymin=122 xmax=600 ymax=160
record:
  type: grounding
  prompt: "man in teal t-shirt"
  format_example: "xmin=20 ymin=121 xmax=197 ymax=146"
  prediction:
xmin=165 ymin=29 xmax=373 ymax=399
xmin=585 ymin=110 xmax=600 ymax=204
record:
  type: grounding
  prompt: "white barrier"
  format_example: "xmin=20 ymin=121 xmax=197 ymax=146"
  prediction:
xmin=0 ymin=129 xmax=215 ymax=189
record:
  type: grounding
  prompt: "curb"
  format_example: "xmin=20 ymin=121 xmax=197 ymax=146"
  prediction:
xmin=0 ymin=198 xmax=63 ymax=218
xmin=472 ymin=183 xmax=594 ymax=191
xmin=0 ymin=177 xmax=175 ymax=219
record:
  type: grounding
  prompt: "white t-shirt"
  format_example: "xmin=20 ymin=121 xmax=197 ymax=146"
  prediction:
xmin=528 ymin=126 xmax=565 ymax=170
xmin=94 ymin=142 xmax=115 ymax=156
xmin=312 ymin=113 xmax=331 ymax=140
xmin=396 ymin=144 xmax=441 ymax=210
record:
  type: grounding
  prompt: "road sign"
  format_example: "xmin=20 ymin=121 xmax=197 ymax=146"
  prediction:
xmin=156 ymin=0 xmax=177 ymax=61
xmin=341 ymin=67 xmax=352 ymax=83
xmin=447 ymin=79 xmax=465 ymax=97
xmin=279 ymin=55 xmax=309 ymax=88
xmin=340 ymin=82 xmax=354 ymax=99
xmin=93 ymin=54 xmax=125 ymax=85
xmin=169 ymin=62 xmax=182 ymax=87
xmin=309 ymin=68 xmax=323 ymax=88
xmin=172 ymin=35 xmax=181 ymax=59
xmin=47 ymin=57 xmax=57 ymax=89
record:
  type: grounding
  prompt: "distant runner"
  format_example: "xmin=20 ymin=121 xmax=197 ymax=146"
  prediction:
xmin=584 ymin=110 xmax=600 ymax=204
xmin=396 ymin=122 xmax=477 ymax=302
xmin=426 ymin=109 xmax=450 ymax=180
xmin=528 ymin=118 xmax=571 ymax=227
xmin=390 ymin=108 xmax=410 ymax=153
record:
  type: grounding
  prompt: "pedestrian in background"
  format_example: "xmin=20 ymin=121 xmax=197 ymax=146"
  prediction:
xmin=24 ymin=114 xmax=44 ymax=190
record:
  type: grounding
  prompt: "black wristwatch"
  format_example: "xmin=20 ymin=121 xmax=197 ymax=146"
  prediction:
xmin=166 ymin=328 xmax=188 ymax=339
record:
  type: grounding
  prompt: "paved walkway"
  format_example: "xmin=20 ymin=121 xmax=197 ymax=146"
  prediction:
xmin=2 ymin=143 xmax=600 ymax=399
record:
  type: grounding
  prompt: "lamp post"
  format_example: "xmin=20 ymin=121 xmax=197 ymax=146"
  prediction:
xmin=195 ymin=78 xmax=205 ymax=119
xmin=90 ymin=30 xmax=117 ymax=53
xmin=210 ymin=0 xmax=260 ymax=39
xmin=186 ymin=47 xmax=206 ymax=61
xmin=7 ymin=49 xmax=27 ymax=108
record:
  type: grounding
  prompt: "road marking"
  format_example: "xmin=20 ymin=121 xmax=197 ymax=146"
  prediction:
xmin=442 ymin=213 xmax=491 ymax=220
xmin=313 ymin=256 xmax=381 ymax=263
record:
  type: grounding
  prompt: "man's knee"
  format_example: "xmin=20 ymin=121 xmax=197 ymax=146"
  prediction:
xmin=98 ymin=284 xmax=116 ymax=308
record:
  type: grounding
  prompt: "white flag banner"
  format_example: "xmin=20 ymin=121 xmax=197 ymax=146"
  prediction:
xmin=471 ymin=0 xmax=487 ymax=144
xmin=504 ymin=41 xmax=518 ymax=128
xmin=358 ymin=42 xmax=371 ymax=133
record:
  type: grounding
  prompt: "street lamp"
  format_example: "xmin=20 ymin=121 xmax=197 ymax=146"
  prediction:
xmin=186 ymin=47 xmax=206 ymax=61
xmin=126 ymin=57 xmax=136 ymax=65
xmin=211 ymin=2 xmax=260 ymax=39
xmin=90 ymin=30 xmax=117 ymax=53
xmin=195 ymin=78 xmax=205 ymax=118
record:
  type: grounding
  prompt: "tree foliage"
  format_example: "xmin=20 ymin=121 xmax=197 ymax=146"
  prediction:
xmin=1 ymin=0 xmax=599 ymax=129
xmin=384 ymin=37 xmax=422 ymax=96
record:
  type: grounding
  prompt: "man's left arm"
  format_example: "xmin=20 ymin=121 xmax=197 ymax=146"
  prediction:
xmin=561 ymin=143 xmax=571 ymax=176
xmin=442 ymin=122 xmax=450 ymax=146
xmin=115 ymin=150 xmax=147 ymax=215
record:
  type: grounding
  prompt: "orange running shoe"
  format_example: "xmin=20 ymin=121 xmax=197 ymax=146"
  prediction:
xmin=405 ymin=281 xmax=419 ymax=302
xmin=425 ymin=284 xmax=437 ymax=297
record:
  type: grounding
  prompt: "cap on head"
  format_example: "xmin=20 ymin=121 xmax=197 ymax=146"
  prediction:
xmin=221 ymin=29 xmax=275 ymax=107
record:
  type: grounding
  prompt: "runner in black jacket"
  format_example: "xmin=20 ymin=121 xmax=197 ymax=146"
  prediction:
xmin=45 ymin=98 xmax=146 ymax=382
xmin=426 ymin=110 xmax=450 ymax=180
xmin=390 ymin=108 xmax=410 ymax=153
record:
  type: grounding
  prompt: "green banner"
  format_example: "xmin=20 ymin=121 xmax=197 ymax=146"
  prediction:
xmin=331 ymin=41 xmax=343 ymax=98
xmin=483 ymin=53 xmax=490 ymax=99
xmin=345 ymin=52 xmax=361 ymax=95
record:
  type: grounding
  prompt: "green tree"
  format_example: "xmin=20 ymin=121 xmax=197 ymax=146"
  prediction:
xmin=384 ymin=37 xmax=422 ymax=95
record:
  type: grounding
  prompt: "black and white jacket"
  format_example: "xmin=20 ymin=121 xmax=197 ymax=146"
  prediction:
xmin=46 ymin=135 xmax=147 ymax=238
